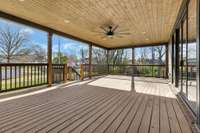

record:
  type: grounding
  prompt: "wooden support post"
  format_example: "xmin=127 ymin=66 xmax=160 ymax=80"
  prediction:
xmin=132 ymin=48 xmax=135 ymax=65
xmin=107 ymin=50 xmax=109 ymax=74
xmin=175 ymin=29 xmax=180 ymax=87
xmin=68 ymin=67 xmax=72 ymax=81
xmin=132 ymin=48 xmax=135 ymax=76
xmin=64 ymin=64 xmax=68 ymax=82
xmin=89 ymin=44 xmax=92 ymax=79
xmin=47 ymin=32 xmax=53 ymax=87
xmin=80 ymin=64 xmax=84 ymax=80
xmin=165 ymin=44 xmax=169 ymax=79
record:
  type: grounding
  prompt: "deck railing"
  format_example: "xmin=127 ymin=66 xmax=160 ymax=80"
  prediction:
xmin=181 ymin=65 xmax=196 ymax=80
xmin=82 ymin=64 xmax=108 ymax=78
xmin=108 ymin=64 xmax=167 ymax=78
xmin=0 ymin=63 xmax=48 ymax=92
xmin=0 ymin=63 xmax=80 ymax=92
xmin=82 ymin=64 xmax=167 ymax=78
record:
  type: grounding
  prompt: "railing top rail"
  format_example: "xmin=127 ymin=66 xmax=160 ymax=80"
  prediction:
xmin=53 ymin=64 xmax=65 ymax=66
xmin=0 ymin=63 xmax=48 ymax=66
xmin=83 ymin=64 xmax=166 ymax=67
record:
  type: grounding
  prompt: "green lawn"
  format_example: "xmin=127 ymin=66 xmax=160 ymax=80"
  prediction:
xmin=0 ymin=76 xmax=47 ymax=92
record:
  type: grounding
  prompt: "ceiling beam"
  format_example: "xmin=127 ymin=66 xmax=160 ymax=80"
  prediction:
xmin=169 ymin=0 xmax=189 ymax=38
xmin=0 ymin=11 xmax=108 ymax=50
xmin=108 ymin=42 xmax=168 ymax=50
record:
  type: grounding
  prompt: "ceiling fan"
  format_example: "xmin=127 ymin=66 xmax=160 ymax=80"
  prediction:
xmin=93 ymin=25 xmax=131 ymax=39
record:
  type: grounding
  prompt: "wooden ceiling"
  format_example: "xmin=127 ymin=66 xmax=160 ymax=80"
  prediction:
xmin=0 ymin=0 xmax=183 ymax=48
xmin=188 ymin=0 xmax=196 ymax=42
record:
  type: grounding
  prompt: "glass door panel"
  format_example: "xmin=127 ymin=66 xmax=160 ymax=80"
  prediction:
xmin=178 ymin=26 xmax=182 ymax=92
xmin=187 ymin=0 xmax=197 ymax=113
xmin=182 ymin=19 xmax=187 ymax=96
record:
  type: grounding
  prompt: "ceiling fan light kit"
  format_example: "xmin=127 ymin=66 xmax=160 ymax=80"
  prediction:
xmin=94 ymin=25 xmax=131 ymax=39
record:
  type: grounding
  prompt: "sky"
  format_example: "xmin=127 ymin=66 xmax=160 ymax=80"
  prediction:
xmin=0 ymin=18 xmax=89 ymax=59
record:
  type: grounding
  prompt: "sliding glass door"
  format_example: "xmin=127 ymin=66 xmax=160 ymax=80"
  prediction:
xmin=176 ymin=0 xmax=197 ymax=113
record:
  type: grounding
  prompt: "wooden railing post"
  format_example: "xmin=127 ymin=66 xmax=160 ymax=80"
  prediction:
xmin=165 ymin=44 xmax=169 ymax=79
xmin=132 ymin=48 xmax=135 ymax=76
xmin=47 ymin=32 xmax=53 ymax=87
xmin=89 ymin=44 xmax=92 ymax=79
xmin=107 ymin=50 xmax=110 ymax=74
xmin=64 ymin=64 xmax=68 ymax=82
xmin=68 ymin=67 xmax=72 ymax=80
xmin=80 ymin=64 xmax=84 ymax=80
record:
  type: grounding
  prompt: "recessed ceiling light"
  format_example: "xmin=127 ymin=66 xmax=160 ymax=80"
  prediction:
xmin=64 ymin=19 xmax=70 ymax=23
xmin=19 ymin=0 xmax=25 ymax=2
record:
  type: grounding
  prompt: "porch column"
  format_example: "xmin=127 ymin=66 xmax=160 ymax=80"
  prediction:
xmin=64 ymin=64 xmax=68 ymax=82
xmin=89 ymin=44 xmax=92 ymax=79
xmin=47 ymin=32 xmax=53 ymax=87
xmin=132 ymin=48 xmax=135 ymax=65
xmin=132 ymin=48 xmax=135 ymax=75
xmin=175 ymin=29 xmax=180 ymax=87
xmin=165 ymin=44 xmax=169 ymax=78
xmin=107 ymin=49 xmax=110 ymax=74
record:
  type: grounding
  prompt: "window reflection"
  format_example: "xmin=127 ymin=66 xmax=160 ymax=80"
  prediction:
xmin=187 ymin=0 xmax=197 ymax=113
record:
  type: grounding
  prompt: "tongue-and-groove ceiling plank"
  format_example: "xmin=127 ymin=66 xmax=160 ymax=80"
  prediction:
xmin=0 ymin=0 xmax=182 ymax=48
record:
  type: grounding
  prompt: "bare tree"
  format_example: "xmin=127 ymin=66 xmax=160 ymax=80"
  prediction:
xmin=92 ymin=48 xmax=107 ymax=64
xmin=155 ymin=46 xmax=166 ymax=76
xmin=80 ymin=48 xmax=88 ymax=64
xmin=108 ymin=49 xmax=127 ymax=65
xmin=139 ymin=48 xmax=148 ymax=65
xmin=0 ymin=25 xmax=30 ymax=63
xmin=155 ymin=46 xmax=165 ymax=64
xmin=31 ymin=44 xmax=47 ymax=63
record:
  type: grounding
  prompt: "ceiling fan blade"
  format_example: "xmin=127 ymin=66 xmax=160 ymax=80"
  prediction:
xmin=115 ymin=35 xmax=124 ymax=38
xmin=91 ymin=30 xmax=105 ymax=33
xmin=100 ymin=35 xmax=107 ymax=39
xmin=100 ymin=26 xmax=108 ymax=32
xmin=116 ymin=32 xmax=131 ymax=35
xmin=116 ymin=28 xmax=130 ymax=32
xmin=112 ymin=25 xmax=119 ymax=32
xmin=93 ymin=32 xmax=105 ymax=34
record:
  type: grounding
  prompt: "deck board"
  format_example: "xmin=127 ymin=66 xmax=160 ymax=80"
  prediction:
xmin=0 ymin=75 xmax=193 ymax=133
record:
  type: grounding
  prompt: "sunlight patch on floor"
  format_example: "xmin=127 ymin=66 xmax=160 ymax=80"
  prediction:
xmin=134 ymin=79 xmax=176 ymax=98
xmin=88 ymin=75 xmax=132 ymax=91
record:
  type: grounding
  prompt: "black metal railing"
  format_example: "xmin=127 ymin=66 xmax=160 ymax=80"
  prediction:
xmin=181 ymin=65 xmax=196 ymax=80
xmin=108 ymin=64 xmax=167 ymax=78
xmin=83 ymin=64 xmax=108 ymax=78
xmin=52 ymin=64 xmax=81 ymax=83
xmin=52 ymin=64 xmax=65 ymax=83
xmin=82 ymin=64 xmax=167 ymax=78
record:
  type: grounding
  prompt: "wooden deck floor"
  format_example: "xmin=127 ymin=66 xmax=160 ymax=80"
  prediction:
xmin=0 ymin=75 xmax=193 ymax=133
